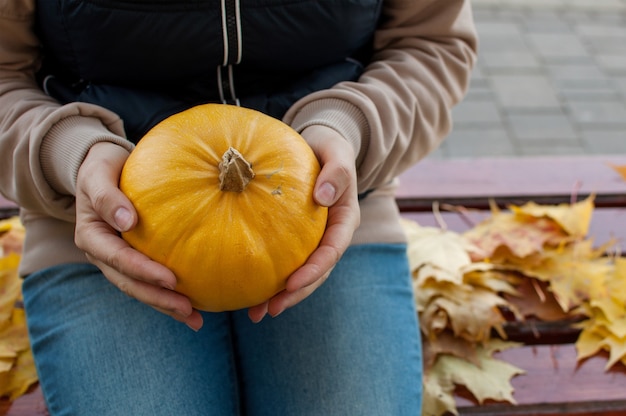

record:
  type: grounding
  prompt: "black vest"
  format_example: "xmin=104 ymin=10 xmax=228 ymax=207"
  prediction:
xmin=35 ymin=0 xmax=382 ymax=142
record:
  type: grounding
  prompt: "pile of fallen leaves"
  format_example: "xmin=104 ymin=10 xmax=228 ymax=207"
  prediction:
xmin=405 ymin=194 xmax=626 ymax=416
xmin=0 ymin=217 xmax=38 ymax=400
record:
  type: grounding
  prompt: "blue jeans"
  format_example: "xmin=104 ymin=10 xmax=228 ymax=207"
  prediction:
xmin=22 ymin=244 xmax=422 ymax=415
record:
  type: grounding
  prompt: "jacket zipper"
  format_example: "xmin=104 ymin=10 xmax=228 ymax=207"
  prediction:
xmin=218 ymin=0 xmax=241 ymax=105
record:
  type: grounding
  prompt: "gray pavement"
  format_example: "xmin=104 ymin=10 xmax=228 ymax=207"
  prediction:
xmin=432 ymin=0 xmax=626 ymax=159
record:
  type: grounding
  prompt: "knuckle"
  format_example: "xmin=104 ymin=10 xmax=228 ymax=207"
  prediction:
xmin=116 ymin=280 xmax=134 ymax=298
xmin=91 ymin=187 xmax=109 ymax=211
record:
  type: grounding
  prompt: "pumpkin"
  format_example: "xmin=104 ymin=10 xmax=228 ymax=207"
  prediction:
xmin=119 ymin=104 xmax=328 ymax=312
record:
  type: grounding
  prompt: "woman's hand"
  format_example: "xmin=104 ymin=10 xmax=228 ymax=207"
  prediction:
xmin=248 ymin=125 xmax=361 ymax=322
xmin=74 ymin=142 xmax=204 ymax=331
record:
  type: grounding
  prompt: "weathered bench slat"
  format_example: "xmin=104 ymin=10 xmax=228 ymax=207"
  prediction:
xmin=0 ymin=386 xmax=47 ymax=416
xmin=456 ymin=344 xmax=626 ymax=416
xmin=397 ymin=156 xmax=626 ymax=211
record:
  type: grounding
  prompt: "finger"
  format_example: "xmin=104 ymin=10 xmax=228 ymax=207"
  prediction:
xmin=247 ymin=301 xmax=269 ymax=323
xmin=82 ymin=182 xmax=137 ymax=234
xmin=313 ymin=155 xmax=354 ymax=208
xmin=153 ymin=306 xmax=204 ymax=332
xmin=268 ymin=270 xmax=331 ymax=317
xmin=285 ymin=202 xmax=358 ymax=292
xmin=78 ymin=227 xmax=176 ymax=290
xmin=77 ymin=142 xmax=137 ymax=232
xmin=93 ymin=255 xmax=193 ymax=318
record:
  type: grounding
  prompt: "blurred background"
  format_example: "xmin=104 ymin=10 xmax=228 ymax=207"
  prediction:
xmin=432 ymin=0 xmax=626 ymax=159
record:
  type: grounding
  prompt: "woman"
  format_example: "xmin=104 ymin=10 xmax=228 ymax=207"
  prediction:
xmin=0 ymin=0 xmax=477 ymax=414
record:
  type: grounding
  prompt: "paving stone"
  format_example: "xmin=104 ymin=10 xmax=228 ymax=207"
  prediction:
xmin=480 ymin=51 xmax=542 ymax=72
xmin=443 ymin=127 xmax=517 ymax=158
xmin=475 ymin=21 xmax=524 ymax=36
xmin=567 ymin=100 xmax=626 ymax=126
xmin=559 ymin=89 xmax=621 ymax=101
xmin=574 ymin=23 xmax=626 ymax=37
xmin=472 ymin=0 xmax=626 ymax=11
xmin=451 ymin=99 xmax=503 ymax=125
xmin=526 ymin=33 xmax=591 ymax=59
xmin=580 ymin=130 xmax=626 ymax=154
xmin=522 ymin=11 xmax=572 ymax=33
xmin=553 ymin=77 xmax=619 ymax=100
xmin=490 ymin=75 xmax=562 ymax=109
xmin=518 ymin=143 xmax=587 ymax=157
xmin=584 ymin=37 xmax=626 ymax=54
xmin=613 ymin=77 xmax=626 ymax=98
xmin=545 ymin=63 xmax=607 ymax=81
xmin=477 ymin=33 xmax=530 ymax=53
xmin=565 ymin=0 xmax=626 ymax=12
xmin=595 ymin=54 xmax=626 ymax=74
xmin=507 ymin=113 xmax=579 ymax=141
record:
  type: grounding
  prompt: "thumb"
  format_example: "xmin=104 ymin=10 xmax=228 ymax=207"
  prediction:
xmin=76 ymin=142 xmax=136 ymax=232
xmin=111 ymin=205 xmax=135 ymax=232
xmin=315 ymin=181 xmax=337 ymax=207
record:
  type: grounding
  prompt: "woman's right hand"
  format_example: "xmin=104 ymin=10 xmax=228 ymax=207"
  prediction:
xmin=74 ymin=142 xmax=204 ymax=331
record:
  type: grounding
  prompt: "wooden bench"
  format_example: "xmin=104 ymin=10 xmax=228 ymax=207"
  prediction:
xmin=2 ymin=154 xmax=626 ymax=416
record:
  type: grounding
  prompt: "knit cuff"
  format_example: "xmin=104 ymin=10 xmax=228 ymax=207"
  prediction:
xmin=285 ymin=97 xmax=370 ymax=168
xmin=39 ymin=115 xmax=134 ymax=195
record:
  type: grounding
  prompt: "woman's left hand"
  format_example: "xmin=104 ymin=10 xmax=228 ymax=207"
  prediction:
xmin=248 ymin=125 xmax=361 ymax=322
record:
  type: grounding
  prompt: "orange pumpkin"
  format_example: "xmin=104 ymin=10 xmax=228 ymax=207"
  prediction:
xmin=119 ymin=104 xmax=328 ymax=312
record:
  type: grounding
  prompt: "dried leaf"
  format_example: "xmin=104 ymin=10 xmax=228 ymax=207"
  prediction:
xmin=0 ymin=217 xmax=25 ymax=257
xmin=514 ymin=241 xmax=612 ymax=312
xmin=503 ymin=278 xmax=571 ymax=321
xmin=0 ymin=217 xmax=38 ymax=401
xmin=463 ymin=212 xmax=566 ymax=260
xmin=422 ymin=331 xmax=480 ymax=370
xmin=402 ymin=220 xmax=479 ymax=279
xmin=511 ymin=196 xmax=594 ymax=238
xmin=609 ymin=163 xmax=626 ymax=181
xmin=423 ymin=340 xmax=524 ymax=416
xmin=0 ymin=349 xmax=38 ymax=401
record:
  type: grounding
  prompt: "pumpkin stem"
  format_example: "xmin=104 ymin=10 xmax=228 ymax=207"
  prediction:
xmin=219 ymin=147 xmax=255 ymax=192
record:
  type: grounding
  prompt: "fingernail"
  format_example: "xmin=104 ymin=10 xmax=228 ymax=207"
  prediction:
xmin=251 ymin=313 xmax=266 ymax=324
xmin=316 ymin=182 xmax=336 ymax=206
xmin=114 ymin=207 xmax=133 ymax=232
xmin=270 ymin=309 xmax=284 ymax=319
xmin=186 ymin=323 xmax=200 ymax=332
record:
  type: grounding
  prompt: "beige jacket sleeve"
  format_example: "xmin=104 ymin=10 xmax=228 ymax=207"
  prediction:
xmin=0 ymin=0 xmax=133 ymax=221
xmin=284 ymin=0 xmax=478 ymax=193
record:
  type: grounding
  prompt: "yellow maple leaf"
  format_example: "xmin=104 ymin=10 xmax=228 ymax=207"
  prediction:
xmin=609 ymin=163 xmax=626 ymax=181
xmin=402 ymin=220 xmax=480 ymax=282
xmin=574 ymin=256 xmax=626 ymax=369
xmin=0 ymin=349 xmax=38 ymax=401
xmin=515 ymin=240 xmax=612 ymax=312
xmin=0 ymin=259 xmax=22 ymax=324
xmin=576 ymin=325 xmax=605 ymax=360
xmin=423 ymin=331 xmax=481 ymax=370
xmin=0 ymin=217 xmax=38 ymax=401
xmin=503 ymin=277 xmax=571 ymax=321
xmin=511 ymin=196 xmax=594 ymax=238
xmin=423 ymin=340 xmax=524 ymax=416
xmin=463 ymin=268 xmax=520 ymax=297
xmin=463 ymin=211 xmax=567 ymax=261
xmin=0 ymin=217 xmax=25 ymax=257
xmin=423 ymin=367 xmax=457 ymax=416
